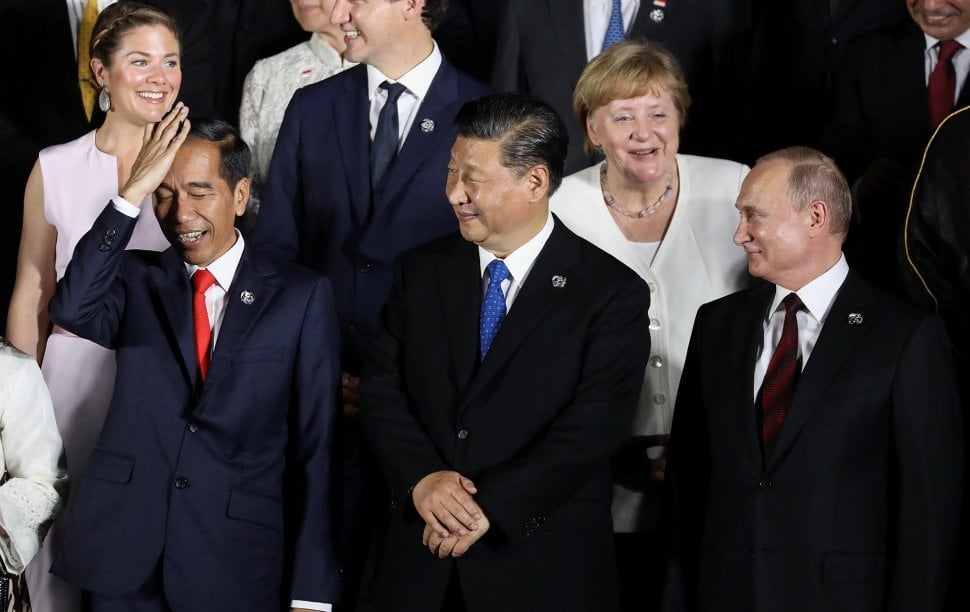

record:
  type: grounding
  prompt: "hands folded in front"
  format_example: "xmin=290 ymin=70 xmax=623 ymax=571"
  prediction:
xmin=412 ymin=470 xmax=490 ymax=558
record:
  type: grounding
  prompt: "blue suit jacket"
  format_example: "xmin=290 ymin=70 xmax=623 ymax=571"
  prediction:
xmin=49 ymin=205 xmax=341 ymax=609
xmin=251 ymin=59 xmax=489 ymax=370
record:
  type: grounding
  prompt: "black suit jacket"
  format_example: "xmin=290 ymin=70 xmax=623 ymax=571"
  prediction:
xmin=493 ymin=0 xmax=754 ymax=173
xmin=48 ymin=206 xmax=340 ymax=608
xmin=359 ymin=219 xmax=650 ymax=611
xmin=748 ymin=0 xmax=909 ymax=155
xmin=666 ymin=272 xmax=962 ymax=612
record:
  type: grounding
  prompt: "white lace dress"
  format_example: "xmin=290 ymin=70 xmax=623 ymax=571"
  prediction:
xmin=239 ymin=34 xmax=353 ymax=195
xmin=0 ymin=341 xmax=67 ymax=575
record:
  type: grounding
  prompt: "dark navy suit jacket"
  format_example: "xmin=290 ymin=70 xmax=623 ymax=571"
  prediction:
xmin=666 ymin=273 xmax=962 ymax=612
xmin=251 ymin=59 xmax=489 ymax=371
xmin=49 ymin=205 xmax=340 ymax=609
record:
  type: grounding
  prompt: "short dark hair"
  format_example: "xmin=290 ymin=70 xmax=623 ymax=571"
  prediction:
xmin=91 ymin=1 xmax=182 ymax=66
xmin=453 ymin=93 xmax=569 ymax=194
xmin=422 ymin=0 xmax=449 ymax=31
xmin=187 ymin=119 xmax=251 ymax=188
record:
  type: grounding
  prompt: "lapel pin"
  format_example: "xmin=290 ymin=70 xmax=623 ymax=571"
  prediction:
xmin=847 ymin=312 xmax=863 ymax=325
xmin=420 ymin=118 xmax=435 ymax=133
xmin=551 ymin=275 xmax=567 ymax=288
xmin=240 ymin=290 xmax=255 ymax=305
xmin=649 ymin=8 xmax=665 ymax=22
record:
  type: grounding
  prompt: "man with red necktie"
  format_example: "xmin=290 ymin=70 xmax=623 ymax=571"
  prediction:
xmin=665 ymin=146 xmax=962 ymax=612
xmin=47 ymin=113 xmax=341 ymax=611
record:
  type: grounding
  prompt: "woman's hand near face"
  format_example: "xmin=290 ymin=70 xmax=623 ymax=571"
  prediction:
xmin=119 ymin=103 xmax=191 ymax=205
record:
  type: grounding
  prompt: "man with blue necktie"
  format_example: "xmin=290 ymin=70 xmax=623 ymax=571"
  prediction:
xmin=359 ymin=93 xmax=650 ymax=611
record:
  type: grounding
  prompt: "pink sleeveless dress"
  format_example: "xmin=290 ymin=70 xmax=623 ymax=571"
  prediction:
xmin=25 ymin=130 xmax=169 ymax=612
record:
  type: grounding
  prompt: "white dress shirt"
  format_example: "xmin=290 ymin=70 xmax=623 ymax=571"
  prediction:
xmin=922 ymin=29 xmax=970 ymax=106
xmin=584 ymin=0 xmax=641 ymax=61
xmin=753 ymin=255 xmax=850 ymax=401
xmin=66 ymin=0 xmax=117 ymax=58
xmin=366 ymin=41 xmax=443 ymax=147
xmin=111 ymin=196 xmax=330 ymax=611
xmin=477 ymin=213 xmax=555 ymax=309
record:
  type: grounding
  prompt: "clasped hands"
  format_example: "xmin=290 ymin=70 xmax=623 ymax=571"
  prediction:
xmin=413 ymin=470 xmax=490 ymax=559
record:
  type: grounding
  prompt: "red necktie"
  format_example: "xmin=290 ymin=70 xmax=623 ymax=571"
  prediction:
xmin=928 ymin=40 xmax=963 ymax=127
xmin=759 ymin=293 xmax=803 ymax=460
xmin=192 ymin=269 xmax=217 ymax=380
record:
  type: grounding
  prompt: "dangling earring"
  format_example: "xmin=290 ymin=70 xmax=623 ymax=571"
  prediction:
xmin=98 ymin=86 xmax=111 ymax=113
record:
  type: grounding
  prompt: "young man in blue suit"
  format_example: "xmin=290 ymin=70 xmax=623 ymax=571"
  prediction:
xmin=359 ymin=93 xmax=650 ymax=611
xmin=49 ymin=111 xmax=340 ymax=611
xmin=251 ymin=1 xmax=489 ymax=602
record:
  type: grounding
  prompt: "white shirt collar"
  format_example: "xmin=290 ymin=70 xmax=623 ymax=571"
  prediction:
xmin=478 ymin=213 xmax=555 ymax=282
xmin=923 ymin=28 xmax=970 ymax=52
xmin=185 ymin=230 xmax=246 ymax=290
xmin=766 ymin=253 xmax=849 ymax=325
xmin=366 ymin=40 xmax=442 ymax=102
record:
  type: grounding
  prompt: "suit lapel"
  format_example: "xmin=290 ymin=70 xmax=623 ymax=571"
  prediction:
xmin=634 ymin=0 xmax=676 ymax=39
xmin=461 ymin=222 xmax=581 ymax=406
xmin=767 ymin=273 xmax=874 ymax=470
xmin=378 ymin=60 xmax=459 ymax=212
xmin=736 ymin=284 xmax=774 ymax=472
xmin=436 ymin=239 xmax=482 ymax=393
xmin=334 ymin=66 xmax=373 ymax=225
xmin=201 ymin=248 xmax=281 ymax=399
xmin=149 ymin=249 xmax=196 ymax=386
xmin=548 ymin=0 xmax=589 ymax=79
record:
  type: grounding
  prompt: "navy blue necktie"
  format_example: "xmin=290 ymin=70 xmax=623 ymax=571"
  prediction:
xmin=371 ymin=81 xmax=407 ymax=191
xmin=480 ymin=259 xmax=511 ymax=360
xmin=601 ymin=0 xmax=625 ymax=52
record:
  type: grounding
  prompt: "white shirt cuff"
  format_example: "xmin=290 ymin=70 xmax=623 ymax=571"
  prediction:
xmin=290 ymin=600 xmax=331 ymax=611
xmin=111 ymin=195 xmax=141 ymax=218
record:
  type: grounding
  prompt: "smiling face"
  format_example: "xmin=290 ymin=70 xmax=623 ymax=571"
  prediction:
xmin=586 ymin=88 xmax=680 ymax=189
xmin=92 ymin=25 xmax=181 ymax=126
xmin=154 ymin=139 xmax=248 ymax=267
xmin=330 ymin=0 xmax=421 ymax=72
xmin=446 ymin=136 xmax=548 ymax=258
xmin=733 ymin=159 xmax=820 ymax=289
xmin=908 ymin=0 xmax=970 ymax=40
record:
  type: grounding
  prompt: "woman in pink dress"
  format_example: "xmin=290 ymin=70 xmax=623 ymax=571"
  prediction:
xmin=5 ymin=3 xmax=183 ymax=610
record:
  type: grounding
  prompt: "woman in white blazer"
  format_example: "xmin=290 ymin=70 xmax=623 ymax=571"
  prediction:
xmin=549 ymin=40 xmax=750 ymax=611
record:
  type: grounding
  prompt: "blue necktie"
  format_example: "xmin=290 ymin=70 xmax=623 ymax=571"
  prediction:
xmin=371 ymin=81 xmax=407 ymax=191
xmin=601 ymin=0 xmax=625 ymax=52
xmin=479 ymin=259 xmax=511 ymax=360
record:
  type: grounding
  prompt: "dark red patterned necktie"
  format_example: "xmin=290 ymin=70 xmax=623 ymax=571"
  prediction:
xmin=759 ymin=293 xmax=803 ymax=460
xmin=192 ymin=269 xmax=216 ymax=380
xmin=928 ymin=40 xmax=963 ymax=127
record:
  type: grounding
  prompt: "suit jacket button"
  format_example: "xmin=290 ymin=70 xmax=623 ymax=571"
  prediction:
xmin=187 ymin=422 xmax=200 ymax=433
xmin=174 ymin=477 xmax=189 ymax=489
xmin=758 ymin=479 xmax=772 ymax=490
xmin=358 ymin=262 xmax=375 ymax=273
xmin=106 ymin=228 xmax=117 ymax=236
xmin=99 ymin=244 xmax=110 ymax=252
xmin=457 ymin=429 xmax=468 ymax=440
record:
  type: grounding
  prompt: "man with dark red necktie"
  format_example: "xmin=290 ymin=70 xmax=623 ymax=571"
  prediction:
xmin=665 ymin=146 xmax=962 ymax=612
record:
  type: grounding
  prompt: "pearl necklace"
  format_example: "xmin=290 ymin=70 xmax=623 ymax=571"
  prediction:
xmin=600 ymin=162 xmax=673 ymax=219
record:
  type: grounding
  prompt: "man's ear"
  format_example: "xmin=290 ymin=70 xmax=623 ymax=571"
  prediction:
xmin=526 ymin=164 xmax=550 ymax=203
xmin=233 ymin=178 xmax=251 ymax=216
xmin=806 ymin=199 xmax=828 ymax=237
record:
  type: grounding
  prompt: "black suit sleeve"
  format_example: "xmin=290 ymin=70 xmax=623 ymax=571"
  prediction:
xmin=48 ymin=204 xmax=137 ymax=349
xmin=888 ymin=313 xmax=962 ymax=610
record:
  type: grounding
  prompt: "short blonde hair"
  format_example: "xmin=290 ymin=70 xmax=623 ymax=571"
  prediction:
xmin=573 ymin=40 xmax=691 ymax=156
